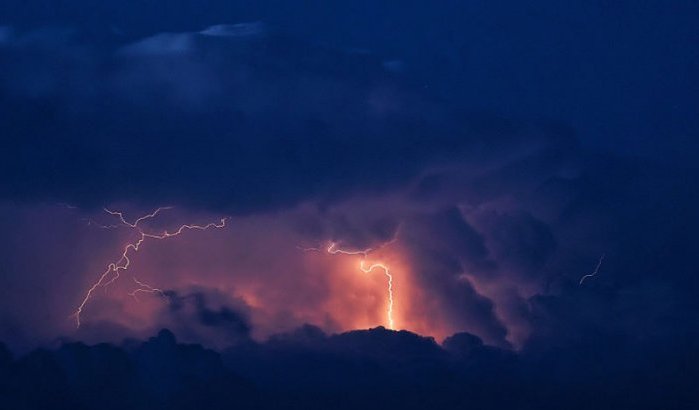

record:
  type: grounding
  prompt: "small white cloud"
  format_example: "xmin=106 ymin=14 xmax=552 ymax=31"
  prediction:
xmin=199 ymin=22 xmax=265 ymax=38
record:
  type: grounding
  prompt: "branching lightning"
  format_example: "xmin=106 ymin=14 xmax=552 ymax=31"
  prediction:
xmin=302 ymin=241 xmax=396 ymax=329
xmin=71 ymin=207 xmax=226 ymax=327
xmin=128 ymin=277 xmax=165 ymax=301
xmin=579 ymin=253 xmax=605 ymax=285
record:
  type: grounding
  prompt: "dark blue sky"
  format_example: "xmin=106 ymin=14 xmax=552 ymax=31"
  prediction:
xmin=2 ymin=0 xmax=697 ymax=160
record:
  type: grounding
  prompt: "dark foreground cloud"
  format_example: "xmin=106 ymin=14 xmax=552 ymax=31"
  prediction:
xmin=1 ymin=326 xmax=697 ymax=410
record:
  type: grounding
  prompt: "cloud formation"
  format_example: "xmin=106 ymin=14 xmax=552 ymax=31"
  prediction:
xmin=2 ymin=326 xmax=697 ymax=409
xmin=0 ymin=10 xmax=697 ymax=410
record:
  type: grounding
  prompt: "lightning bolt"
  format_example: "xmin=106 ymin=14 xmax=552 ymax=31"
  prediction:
xmin=359 ymin=260 xmax=395 ymax=330
xmin=302 ymin=241 xmax=396 ymax=329
xmin=104 ymin=206 xmax=173 ymax=228
xmin=128 ymin=277 xmax=165 ymax=301
xmin=579 ymin=253 xmax=605 ymax=285
xmin=71 ymin=207 xmax=226 ymax=327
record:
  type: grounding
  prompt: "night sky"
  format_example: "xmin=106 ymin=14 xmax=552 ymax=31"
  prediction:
xmin=1 ymin=1 xmax=698 ymax=409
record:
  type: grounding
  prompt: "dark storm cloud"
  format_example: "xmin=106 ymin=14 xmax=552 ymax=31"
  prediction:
xmin=0 ymin=330 xmax=258 ymax=410
xmin=398 ymin=208 xmax=509 ymax=346
xmin=2 ymin=0 xmax=697 ymax=160
xmin=403 ymin=208 xmax=493 ymax=273
xmin=1 ymin=325 xmax=697 ymax=409
xmin=1 ymin=18 xmax=696 ymax=349
xmin=162 ymin=290 xmax=252 ymax=346
xmin=0 ymin=18 xmax=588 ymax=216
xmin=0 ymin=23 xmax=480 ymax=213
xmin=476 ymin=210 xmax=557 ymax=279
xmin=0 ymin=4 xmax=698 ymax=408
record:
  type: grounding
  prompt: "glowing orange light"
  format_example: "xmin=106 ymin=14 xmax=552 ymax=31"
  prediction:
xmin=303 ymin=241 xmax=396 ymax=330
xmin=359 ymin=260 xmax=395 ymax=329
xmin=71 ymin=207 xmax=226 ymax=327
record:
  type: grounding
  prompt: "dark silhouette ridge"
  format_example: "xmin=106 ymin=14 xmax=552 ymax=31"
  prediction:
xmin=1 ymin=326 xmax=697 ymax=409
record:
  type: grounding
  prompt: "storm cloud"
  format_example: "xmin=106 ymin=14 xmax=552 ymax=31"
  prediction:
xmin=0 ymin=2 xmax=698 ymax=409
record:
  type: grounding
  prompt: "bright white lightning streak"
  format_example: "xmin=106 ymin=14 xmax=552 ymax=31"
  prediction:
xmin=579 ymin=253 xmax=605 ymax=285
xmin=71 ymin=208 xmax=226 ymax=327
xmin=359 ymin=260 xmax=395 ymax=330
xmin=104 ymin=206 xmax=173 ymax=228
xmin=303 ymin=242 xmax=395 ymax=329
xmin=128 ymin=277 xmax=165 ymax=301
